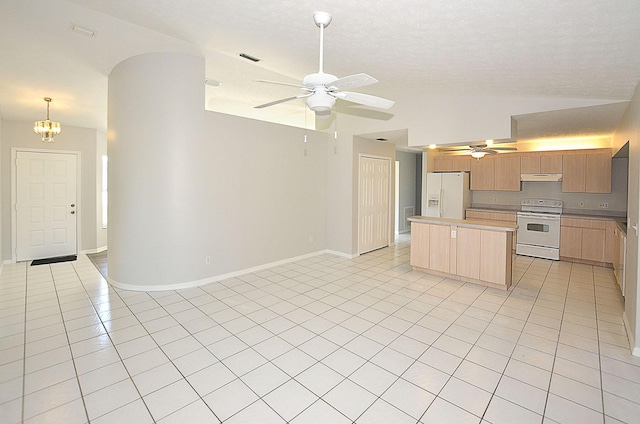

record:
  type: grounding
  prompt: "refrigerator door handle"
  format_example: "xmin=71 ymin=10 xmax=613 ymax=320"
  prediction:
xmin=439 ymin=189 xmax=444 ymax=217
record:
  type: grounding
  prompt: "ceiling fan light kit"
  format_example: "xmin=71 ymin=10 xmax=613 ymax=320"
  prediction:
xmin=254 ymin=12 xmax=395 ymax=118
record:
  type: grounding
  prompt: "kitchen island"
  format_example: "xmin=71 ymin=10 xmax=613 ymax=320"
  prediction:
xmin=408 ymin=216 xmax=517 ymax=290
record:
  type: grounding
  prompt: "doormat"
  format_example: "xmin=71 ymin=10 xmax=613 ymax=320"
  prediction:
xmin=31 ymin=255 xmax=77 ymax=266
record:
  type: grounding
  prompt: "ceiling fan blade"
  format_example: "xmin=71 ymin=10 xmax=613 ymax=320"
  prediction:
xmin=254 ymin=93 xmax=311 ymax=109
xmin=329 ymin=73 xmax=378 ymax=91
xmin=254 ymin=80 xmax=304 ymax=89
xmin=334 ymin=91 xmax=395 ymax=109
xmin=492 ymin=147 xmax=518 ymax=151
xmin=485 ymin=149 xmax=499 ymax=154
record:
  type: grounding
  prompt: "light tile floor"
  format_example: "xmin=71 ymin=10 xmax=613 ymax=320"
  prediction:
xmin=2 ymin=235 xmax=639 ymax=423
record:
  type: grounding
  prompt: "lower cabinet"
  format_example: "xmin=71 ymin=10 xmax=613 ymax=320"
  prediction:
xmin=560 ymin=217 xmax=610 ymax=264
xmin=410 ymin=221 xmax=514 ymax=289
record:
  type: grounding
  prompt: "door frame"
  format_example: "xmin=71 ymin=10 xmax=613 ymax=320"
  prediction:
xmin=357 ymin=154 xmax=393 ymax=255
xmin=11 ymin=148 xmax=82 ymax=263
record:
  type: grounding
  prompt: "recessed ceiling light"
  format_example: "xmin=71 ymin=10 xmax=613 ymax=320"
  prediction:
xmin=70 ymin=24 xmax=96 ymax=37
xmin=239 ymin=53 xmax=260 ymax=62
xmin=429 ymin=144 xmax=437 ymax=149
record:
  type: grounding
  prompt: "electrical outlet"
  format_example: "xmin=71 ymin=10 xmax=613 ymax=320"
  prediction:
xmin=579 ymin=202 xmax=584 ymax=207
xmin=451 ymin=230 xmax=457 ymax=239
xmin=602 ymin=202 xmax=609 ymax=209
xmin=205 ymin=256 xmax=211 ymax=264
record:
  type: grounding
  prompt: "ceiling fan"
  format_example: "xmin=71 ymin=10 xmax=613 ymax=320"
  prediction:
xmin=439 ymin=142 xmax=517 ymax=159
xmin=254 ymin=12 xmax=395 ymax=117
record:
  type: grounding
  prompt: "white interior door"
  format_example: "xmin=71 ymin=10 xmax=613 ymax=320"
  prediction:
xmin=16 ymin=151 xmax=78 ymax=261
xmin=359 ymin=156 xmax=391 ymax=254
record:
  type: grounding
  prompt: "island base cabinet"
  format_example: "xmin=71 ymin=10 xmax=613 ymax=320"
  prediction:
xmin=480 ymin=230 xmax=512 ymax=285
xmin=409 ymin=220 xmax=514 ymax=290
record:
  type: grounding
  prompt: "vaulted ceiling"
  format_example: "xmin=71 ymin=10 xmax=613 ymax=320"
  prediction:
xmin=2 ymin=0 xmax=639 ymax=146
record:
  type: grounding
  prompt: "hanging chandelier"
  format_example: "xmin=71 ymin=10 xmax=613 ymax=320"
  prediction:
xmin=34 ymin=97 xmax=61 ymax=143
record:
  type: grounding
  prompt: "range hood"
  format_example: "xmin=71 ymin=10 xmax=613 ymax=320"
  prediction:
xmin=520 ymin=173 xmax=563 ymax=182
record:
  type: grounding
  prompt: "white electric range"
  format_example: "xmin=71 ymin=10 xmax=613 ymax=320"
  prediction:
xmin=516 ymin=199 xmax=563 ymax=260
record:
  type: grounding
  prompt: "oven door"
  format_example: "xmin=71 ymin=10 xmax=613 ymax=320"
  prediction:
xmin=517 ymin=212 xmax=561 ymax=248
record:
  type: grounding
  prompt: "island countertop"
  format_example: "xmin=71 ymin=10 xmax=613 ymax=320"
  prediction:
xmin=408 ymin=216 xmax=518 ymax=232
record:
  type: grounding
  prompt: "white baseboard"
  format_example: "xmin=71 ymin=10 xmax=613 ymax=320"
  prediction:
xmin=81 ymin=246 xmax=107 ymax=255
xmin=623 ymin=311 xmax=639 ymax=357
xmin=106 ymin=248 xmax=353 ymax=292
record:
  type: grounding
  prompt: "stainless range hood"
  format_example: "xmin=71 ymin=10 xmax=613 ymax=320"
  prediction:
xmin=520 ymin=173 xmax=563 ymax=182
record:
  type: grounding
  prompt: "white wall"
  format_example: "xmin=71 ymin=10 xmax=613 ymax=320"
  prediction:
xmin=1 ymin=120 xmax=104 ymax=260
xmin=396 ymin=150 xmax=418 ymax=232
xmin=0 ymin=117 xmax=3 ymax=268
xmin=95 ymin=131 xmax=107 ymax=250
xmin=107 ymin=52 xmax=328 ymax=290
xmin=613 ymin=81 xmax=640 ymax=356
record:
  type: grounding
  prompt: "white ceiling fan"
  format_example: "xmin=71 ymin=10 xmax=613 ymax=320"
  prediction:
xmin=439 ymin=142 xmax=517 ymax=159
xmin=254 ymin=12 xmax=395 ymax=117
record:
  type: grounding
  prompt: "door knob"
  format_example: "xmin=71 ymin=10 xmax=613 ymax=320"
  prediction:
xmin=70 ymin=211 xmax=75 ymax=214
xmin=71 ymin=204 xmax=75 ymax=207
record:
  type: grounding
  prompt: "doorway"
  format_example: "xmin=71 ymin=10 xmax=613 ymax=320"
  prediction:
xmin=358 ymin=155 xmax=392 ymax=254
xmin=13 ymin=149 xmax=79 ymax=261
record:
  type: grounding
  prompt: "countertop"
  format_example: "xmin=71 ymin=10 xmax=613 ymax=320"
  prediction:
xmin=408 ymin=216 xmax=517 ymax=232
xmin=467 ymin=205 xmax=627 ymax=235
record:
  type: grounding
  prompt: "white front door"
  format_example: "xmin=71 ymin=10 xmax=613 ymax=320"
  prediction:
xmin=16 ymin=151 xmax=78 ymax=261
xmin=359 ymin=156 xmax=391 ymax=254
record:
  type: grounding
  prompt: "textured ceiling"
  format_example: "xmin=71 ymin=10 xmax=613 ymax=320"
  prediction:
xmin=2 ymin=0 xmax=640 ymax=144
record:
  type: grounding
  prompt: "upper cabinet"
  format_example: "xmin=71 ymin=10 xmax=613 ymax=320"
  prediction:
xmin=562 ymin=149 xmax=611 ymax=193
xmin=494 ymin=156 xmax=521 ymax=191
xmin=470 ymin=156 xmax=495 ymax=190
xmin=433 ymin=156 xmax=470 ymax=172
xmin=434 ymin=148 xmax=611 ymax=193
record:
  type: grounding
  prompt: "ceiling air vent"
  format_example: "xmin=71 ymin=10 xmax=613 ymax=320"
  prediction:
xmin=239 ymin=53 xmax=260 ymax=62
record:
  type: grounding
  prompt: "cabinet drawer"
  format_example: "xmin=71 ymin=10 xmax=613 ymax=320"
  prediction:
xmin=561 ymin=217 xmax=607 ymax=229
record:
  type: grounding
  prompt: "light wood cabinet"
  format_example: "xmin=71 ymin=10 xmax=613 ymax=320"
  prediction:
xmin=562 ymin=154 xmax=586 ymax=192
xmin=520 ymin=154 xmax=540 ymax=174
xmin=429 ymin=224 xmax=451 ymax=273
xmin=480 ymin=230 xmax=512 ymax=285
xmin=470 ymin=156 xmax=495 ymax=190
xmin=409 ymin=218 xmax=516 ymax=290
xmin=410 ymin=222 xmax=430 ymax=269
xmin=466 ymin=210 xmax=517 ymax=251
xmin=562 ymin=150 xmax=611 ymax=193
xmin=433 ymin=157 xmax=453 ymax=172
xmin=585 ymin=152 xmax=612 ymax=193
xmin=494 ymin=156 xmax=521 ymax=191
xmin=540 ymin=154 xmax=563 ymax=173
xmin=456 ymin=227 xmax=481 ymax=280
xmin=560 ymin=217 xmax=611 ymax=264
xmin=433 ymin=156 xmax=471 ymax=172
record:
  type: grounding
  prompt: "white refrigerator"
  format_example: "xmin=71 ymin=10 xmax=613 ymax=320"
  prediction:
xmin=425 ymin=172 xmax=471 ymax=219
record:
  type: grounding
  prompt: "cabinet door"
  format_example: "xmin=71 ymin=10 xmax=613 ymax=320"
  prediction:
xmin=520 ymin=154 xmax=540 ymax=174
xmin=605 ymin=220 xmax=616 ymax=264
xmin=479 ymin=230 xmax=510 ymax=285
xmin=470 ymin=156 xmax=495 ymax=190
xmin=582 ymin=228 xmax=606 ymax=262
xmin=433 ymin=157 xmax=453 ymax=172
xmin=494 ymin=156 xmax=521 ymax=191
xmin=540 ymin=154 xmax=563 ymax=173
xmin=410 ymin=223 xmax=430 ymax=269
xmin=429 ymin=225 xmax=451 ymax=273
xmin=560 ymin=226 xmax=582 ymax=259
xmin=456 ymin=227 xmax=481 ymax=280
xmin=585 ymin=152 xmax=611 ymax=193
xmin=452 ymin=156 xmax=471 ymax=172
xmin=562 ymin=154 xmax=586 ymax=192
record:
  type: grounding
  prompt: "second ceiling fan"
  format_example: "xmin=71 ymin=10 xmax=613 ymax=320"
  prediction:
xmin=255 ymin=12 xmax=395 ymax=117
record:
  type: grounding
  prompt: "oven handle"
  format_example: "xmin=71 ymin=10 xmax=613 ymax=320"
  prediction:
xmin=517 ymin=213 xmax=560 ymax=220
